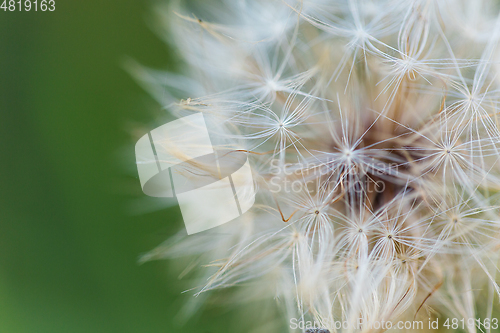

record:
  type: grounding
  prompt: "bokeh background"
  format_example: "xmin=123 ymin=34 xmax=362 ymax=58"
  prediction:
xmin=0 ymin=1 xmax=249 ymax=332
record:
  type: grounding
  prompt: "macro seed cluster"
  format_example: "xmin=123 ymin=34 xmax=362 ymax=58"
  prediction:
xmin=133 ymin=0 xmax=500 ymax=331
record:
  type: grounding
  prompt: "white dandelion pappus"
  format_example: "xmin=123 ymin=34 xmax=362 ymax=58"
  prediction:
xmin=133 ymin=0 xmax=500 ymax=332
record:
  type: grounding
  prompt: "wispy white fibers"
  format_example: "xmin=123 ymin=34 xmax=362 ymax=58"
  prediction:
xmin=135 ymin=0 xmax=500 ymax=331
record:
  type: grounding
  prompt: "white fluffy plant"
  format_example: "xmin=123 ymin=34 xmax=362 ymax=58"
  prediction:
xmin=132 ymin=0 xmax=500 ymax=332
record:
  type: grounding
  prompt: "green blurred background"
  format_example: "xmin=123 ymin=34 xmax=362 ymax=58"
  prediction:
xmin=0 ymin=1 xmax=244 ymax=332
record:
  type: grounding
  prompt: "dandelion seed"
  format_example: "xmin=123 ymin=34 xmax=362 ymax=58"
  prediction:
xmin=135 ymin=0 xmax=500 ymax=331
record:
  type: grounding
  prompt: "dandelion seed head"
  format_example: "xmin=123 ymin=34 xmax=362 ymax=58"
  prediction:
xmin=135 ymin=0 xmax=500 ymax=331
